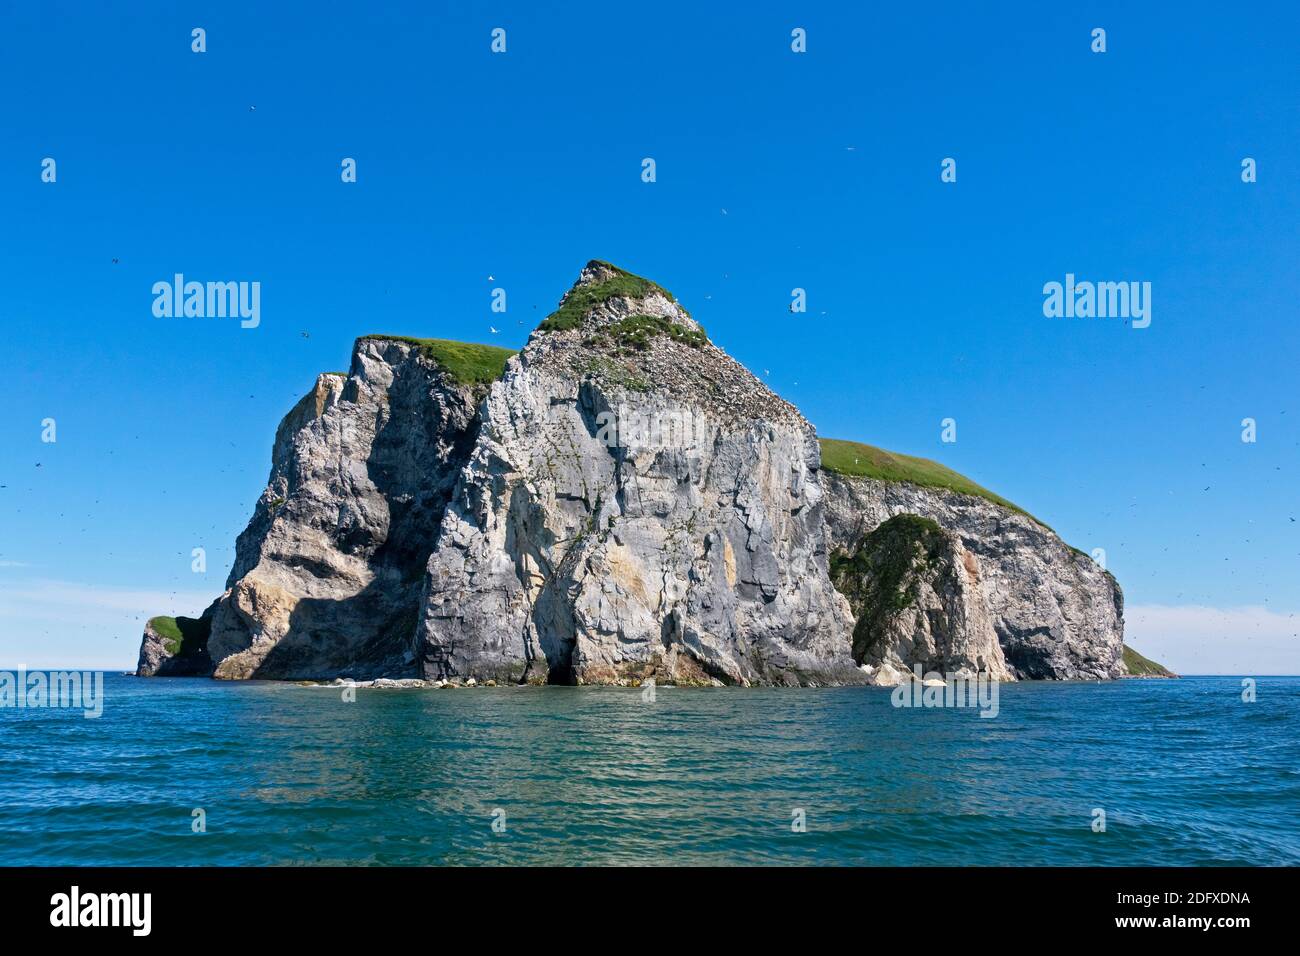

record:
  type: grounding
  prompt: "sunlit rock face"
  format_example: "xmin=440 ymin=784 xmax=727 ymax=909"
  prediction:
xmin=138 ymin=260 xmax=1123 ymax=687
xmin=415 ymin=261 xmax=862 ymax=687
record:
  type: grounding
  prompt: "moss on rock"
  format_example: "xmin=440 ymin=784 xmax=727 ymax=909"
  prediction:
xmin=600 ymin=313 xmax=708 ymax=351
xmin=829 ymin=514 xmax=946 ymax=663
xmin=539 ymin=261 xmax=677 ymax=333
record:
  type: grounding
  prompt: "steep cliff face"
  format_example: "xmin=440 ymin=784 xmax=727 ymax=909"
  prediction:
xmin=416 ymin=261 xmax=861 ymax=686
xmin=137 ymin=260 xmax=1130 ymax=685
xmin=829 ymin=514 xmax=1013 ymax=682
xmin=821 ymin=466 xmax=1124 ymax=680
xmin=199 ymin=336 xmax=499 ymax=679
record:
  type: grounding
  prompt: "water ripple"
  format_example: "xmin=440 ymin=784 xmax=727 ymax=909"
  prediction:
xmin=0 ymin=676 xmax=1296 ymax=865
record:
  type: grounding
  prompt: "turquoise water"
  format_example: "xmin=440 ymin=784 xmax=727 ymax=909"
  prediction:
xmin=1 ymin=675 xmax=1297 ymax=866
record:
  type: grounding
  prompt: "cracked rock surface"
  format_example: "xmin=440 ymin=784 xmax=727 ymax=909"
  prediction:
xmin=137 ymin=261 xmax=1124 ymax=685
xmin=822 ymin=473 xmax=1124 ymax=680
xmin=829 ymin=514 xmax=1014 ymax=683
xmin=416 ymin=262 xmax=861 ymax=686
xmin=202 ymin=337 xmax=487 ymax=679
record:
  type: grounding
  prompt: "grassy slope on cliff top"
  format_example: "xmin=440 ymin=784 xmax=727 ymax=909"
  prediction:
xmin=358 ymin=336 xmax=517 ymax=386
xmin=819 ymin=437 xmax=1036 ymax=521
xmin=1122 ymin=644 xmax=1176 ymax=676
xmin=147 ymin=615 xmax=210 ymax=656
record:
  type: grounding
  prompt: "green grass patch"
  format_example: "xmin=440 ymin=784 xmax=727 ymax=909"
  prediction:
xmin=819 ymin=437 xmax=1038 ymax=523
xmin=1123 ymin=644 xmax=1174 ymax=677
xmin=586 ymin=313 xmax=709 ymax=352
xmin=358 ymin=336 xmax=516 ymax=386
xmin=148 ymin=615 xmax=211 ymax=657
xmin=539 ymin=262 xmax=676 ymax=333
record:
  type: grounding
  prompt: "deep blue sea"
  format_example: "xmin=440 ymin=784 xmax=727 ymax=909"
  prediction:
xmin=1 ymin=675 xmax=1297 ymax=866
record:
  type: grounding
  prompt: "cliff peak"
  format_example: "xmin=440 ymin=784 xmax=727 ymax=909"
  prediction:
xmin=538 ymin=259 xmax=695 ymax=336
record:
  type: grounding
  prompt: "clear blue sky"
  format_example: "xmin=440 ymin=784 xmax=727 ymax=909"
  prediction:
xmin=2 ymin=2 xmax=1297 ymax=672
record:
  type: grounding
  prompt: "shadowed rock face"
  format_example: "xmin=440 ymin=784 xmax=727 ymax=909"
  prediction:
xmin=821 ymin=472 xmax=1124 ymax=680
xmin=199 ymin=337 xmax=487 ymax=680
xmin=136 ymin=610 xmax=214 ymax=677
xmin=416 ymin=261 xmax=862 ymax=686
xmin=137 ymin=261 xmax=1124 ymax=685
xmin=829 ymin=514 xmax=1013 ymax=683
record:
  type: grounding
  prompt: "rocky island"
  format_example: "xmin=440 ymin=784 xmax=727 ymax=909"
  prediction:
xmin=138 ymin=260 xmax=1168 ymax=685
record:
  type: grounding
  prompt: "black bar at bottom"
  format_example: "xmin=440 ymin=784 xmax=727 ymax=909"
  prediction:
xmin=0 ymin=866 xmax=1289 ymax=939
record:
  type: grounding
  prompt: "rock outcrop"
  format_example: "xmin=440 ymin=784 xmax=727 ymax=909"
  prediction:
xmin=830 ymin=514 xmax=1013 ymax=682
xmin=136 ymin=612 xmax=212 ymax=677
xmin=136 ymin=260 xmax=1128 ymax=684
xmin=821 ymin=470 xmax=1124 ymax=680
xmin=199 ymin=337 xmax=496 ymax=680
xmin=416 ymin=261 xmax=860 ymax=686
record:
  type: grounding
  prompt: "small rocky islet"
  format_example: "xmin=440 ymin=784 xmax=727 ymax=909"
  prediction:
xmin=137 ymin=260 xmax=1172 ymax=686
